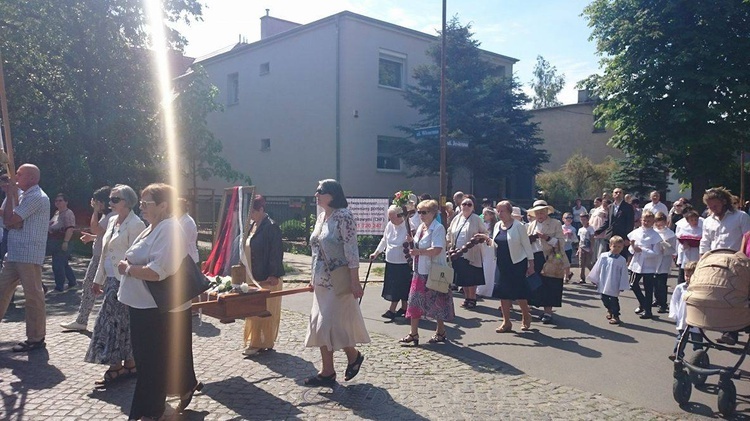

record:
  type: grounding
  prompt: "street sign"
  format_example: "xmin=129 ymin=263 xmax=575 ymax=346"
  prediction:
xmin=414 ymin=126 xmax=440 ymax=138
xmin=447 ymin=139 xmax=469 ymax=148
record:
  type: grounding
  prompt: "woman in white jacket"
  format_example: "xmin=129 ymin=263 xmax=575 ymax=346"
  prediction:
xmin=479 ymin=201 xmax=536 ymax=332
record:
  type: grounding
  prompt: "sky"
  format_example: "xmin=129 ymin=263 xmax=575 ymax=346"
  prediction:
xmin=175 ymin=0 xmax=601 ymax=105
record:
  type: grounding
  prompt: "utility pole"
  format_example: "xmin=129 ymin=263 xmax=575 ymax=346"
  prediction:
xmin=439 ymin=0 xmax=448 ymax=224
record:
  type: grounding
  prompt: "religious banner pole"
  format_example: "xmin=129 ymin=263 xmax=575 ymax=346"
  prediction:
xmin=0 ymin=51 xmax=17 ymax=178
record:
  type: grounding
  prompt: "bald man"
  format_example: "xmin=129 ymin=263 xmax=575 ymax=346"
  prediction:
xmin=0 ymin=164 xmax=51 ymax=352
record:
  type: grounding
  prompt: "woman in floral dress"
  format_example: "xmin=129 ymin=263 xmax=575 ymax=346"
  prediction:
xmin=304 ymin=179 xmax=370 ymax=387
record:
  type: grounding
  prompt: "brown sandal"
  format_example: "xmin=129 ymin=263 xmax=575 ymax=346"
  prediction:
xmin=428 ymin=331 xmax=447 ymax=343
xmin=399 ymin=333 xmax=419 ymax=346
xmin=95 ymin=366 xmax=127 ymax=387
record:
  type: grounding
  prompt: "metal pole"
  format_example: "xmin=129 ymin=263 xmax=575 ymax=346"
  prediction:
xmin=0 ymin=51 xmax=17 ymax=177
xmin=439 ymin=0 xmax=448 ymax=223
xmin=741 ymin=150 xmax=745 ymax=206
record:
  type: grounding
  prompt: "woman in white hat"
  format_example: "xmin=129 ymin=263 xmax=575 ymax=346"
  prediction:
xmin=526 ymin=200 xmax=569 ymax=324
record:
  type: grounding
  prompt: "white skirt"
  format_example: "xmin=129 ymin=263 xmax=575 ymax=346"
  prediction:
xmin=305 ymin=284 xmax=370 ymax=351
xmin=477 ymin=243 xmax=496 ymax=297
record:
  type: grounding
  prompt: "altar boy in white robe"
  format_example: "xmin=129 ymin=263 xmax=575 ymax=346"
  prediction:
xmin=588 ymin=236 xmax=631 ymax=325
xmin=627 ymin=210 xmax=663 ymax=319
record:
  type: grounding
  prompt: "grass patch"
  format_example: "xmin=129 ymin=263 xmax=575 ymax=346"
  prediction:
xmin=283 ymin=262 xmax=299 ymax=274
xmin=371 ymin=267 xmax=384 ymax=276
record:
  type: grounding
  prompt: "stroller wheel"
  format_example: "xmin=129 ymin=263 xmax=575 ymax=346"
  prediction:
xmin=718 ymin=380 xmax=736 ymax=417
xmin=673 ymin=370 xmax=692 ymax=405
xmin=686 ymin=350 xmax=709 ymax=386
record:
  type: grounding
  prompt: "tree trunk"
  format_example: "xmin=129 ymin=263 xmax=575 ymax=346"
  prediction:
xmin=690 ymin=175 xmax=709 ymax=214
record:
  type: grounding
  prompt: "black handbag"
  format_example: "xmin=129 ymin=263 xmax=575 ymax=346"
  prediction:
xmin=147 ymin=256 xmax=211 ymax=313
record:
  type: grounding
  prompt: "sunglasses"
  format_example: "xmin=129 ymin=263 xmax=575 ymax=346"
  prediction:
xmin=139 ymin=200 xmax=156 ymax=207
xmin=417 ymin=210 xmax=430 ymax=215
xmin=315 ymin=188 xmax=328 ymax=195
xmin=396 ymin=213 xmax=404 ymax=217
xmin=109 ymin=197 xmax=123 ymax=204
xmin=565 ymin=216 xmax=573 ymax=219
xmin=461 ymin=203 xmax=473 ymax=207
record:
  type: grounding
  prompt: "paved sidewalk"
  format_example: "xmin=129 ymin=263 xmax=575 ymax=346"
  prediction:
xmin=0 ymin=255 xmax=706 ymax=420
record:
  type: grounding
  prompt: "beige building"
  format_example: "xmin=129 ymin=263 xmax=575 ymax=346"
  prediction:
xmin=189 ymin=11 xmax=520 ymax=199
xmin=530 ymin=92 xmax=623 ymax=171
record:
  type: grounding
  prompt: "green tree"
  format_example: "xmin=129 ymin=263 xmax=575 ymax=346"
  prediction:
xmin=536 ymin=154 xmax=616 ymax=208
xmin=174 ymin=66 xmax=251 ymax=192
xmin=401 ymin=17 xmax=548 ymax=195
xmin=581 ymin=0 xmax=750 ymax=203
xmin=530 ymin=55 xmax=565 ymax=109
xmin=609 ymin=154 xmax=670 ymax=199
xmin=0 ymin=0 xmax=202 ymax=205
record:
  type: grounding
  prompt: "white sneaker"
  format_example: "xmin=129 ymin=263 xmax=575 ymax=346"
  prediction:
xmin=242 ymin=346 xmax=260 ymax=356
xmin=60 ymin=321 xmax=87 ymax=331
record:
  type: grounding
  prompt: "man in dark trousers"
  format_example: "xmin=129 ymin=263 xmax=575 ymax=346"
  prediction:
xmin=595 ymin=187 xmax=635 ymax=258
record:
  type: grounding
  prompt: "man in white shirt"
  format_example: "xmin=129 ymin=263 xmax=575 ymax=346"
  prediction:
xmin=700 ymin=186 xmax=750 ymax=345
xmin=643 ymin=191 xmax=669 ymax=217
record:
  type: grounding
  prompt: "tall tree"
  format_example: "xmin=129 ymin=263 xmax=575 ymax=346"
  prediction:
xmin=401 ymin=17 xmax=548 ymax=196
xmin=174 ymin=66 xmax=251 ymax=192
xmin=530 ymin=55 xmax=565 ymax=109
xmin=0 ymin=0 xmax=202 ymax=205
xmin=581 ymin=0 xmax=750 ymax=203
xmin=609 ymin=154 xmax=670 ymax=199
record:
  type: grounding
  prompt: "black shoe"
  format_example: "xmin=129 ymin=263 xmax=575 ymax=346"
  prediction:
xmin=304 ymin=373 xmax=337 ymax=387
xmin=177 ymin=381 xmax=203 ymax=413
xmin=344 ymin=352 xmax=364 ymax=381
xmin=11 ymin=339 xmax=46 ymax=352
xmin=651 ymin=301 xmax=658 ymax=307
xmin=717 ymin=332 xmax=738 ymax=345
xmin=657 ymin=307 xmax=668 ymax=314
xmin=541 ymin=314 xmax=553 ymax=324
xmin=634 ymin=307 xmax=644 ymax=314
xmin=395 ymin=308 xmax=406 ymax=318
xmin=381 ymin=310 xmax=397 ymax=319
xmin=639 ymin=313 xmax=653 ymax=319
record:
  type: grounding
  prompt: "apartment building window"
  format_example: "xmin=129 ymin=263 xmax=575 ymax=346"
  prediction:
xmin=377 ymin=136 xmax=402 ymax=171
xmin=260 ymin=138 xmax=271 ymax=151
xmin=227 ymin=72 xmax=239 ymax=105
xmin=378 ymin=50 xmax=406 ymax=89
xmin=260 ymin=62 xmax=270 ymax=75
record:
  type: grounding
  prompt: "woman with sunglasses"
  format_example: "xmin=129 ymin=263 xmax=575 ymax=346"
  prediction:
xmin=48 ymin=193 xmax=77 ymax=292
xmin=85 ymin=184 xmax=145 ymax=386
xmin=447 ymin=197 xmax=487 ymax=309
xmin=304 ymin=179 xmax=369 ymax=387
xmin=370 ymin=205 xmax=411 ymax=320
xmin=400 ymin=199 xmax=453 ymax=346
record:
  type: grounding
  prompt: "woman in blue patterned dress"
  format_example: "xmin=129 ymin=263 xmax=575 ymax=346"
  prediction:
xmin=399 ymin=199 xmax=454 ymax=346
xmin=304 ymin=179 xmax=370 ymax=387
xmin=84 ymin=184 xmax=145 ymax=386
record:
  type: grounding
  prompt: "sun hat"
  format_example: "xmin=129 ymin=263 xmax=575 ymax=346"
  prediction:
xmin=511 ymin=206 xmax=522 ymax=217
xmin=527 ymin=200 xmax=555 ymax=215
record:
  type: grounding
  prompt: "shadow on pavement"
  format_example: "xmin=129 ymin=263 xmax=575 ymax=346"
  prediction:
xmin=301 ymin=382 xmax=429 ymax=420
xmin=0 ymin=348 xmax=65 ymax=420
xmin=202 ymin=375 xmax=304 ymax=419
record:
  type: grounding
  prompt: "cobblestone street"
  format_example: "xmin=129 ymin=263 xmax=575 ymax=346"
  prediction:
xmin=0 ymin=256 xmax=714 ymax=419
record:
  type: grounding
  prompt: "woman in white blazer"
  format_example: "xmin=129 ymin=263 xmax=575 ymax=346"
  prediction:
xmin=84 ymin=184 xmax=145 ymax=386
xmin=479 ymin=201 xmax=535 ymax=332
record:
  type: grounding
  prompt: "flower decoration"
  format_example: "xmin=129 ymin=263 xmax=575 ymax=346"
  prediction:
xmin=393 ymin=190 xmax=413 ymax=208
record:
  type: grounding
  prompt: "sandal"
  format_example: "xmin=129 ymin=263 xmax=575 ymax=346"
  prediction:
xmin=399 ymin=333 xmax=419 ymax=346
xmin=123 ymin=366 xmax=137 ymax=379
xmin=381 ymin=310 xmax=397 ymax=319
xmin=344 ymin=352 xmax=364 ymax=381
xmin=177 ymin=381 xmax=204 ymax=413
xmin=95 ymin=366 xmax=127 ymax=387
xmin=428 ymin=331 xmax=447 ymax=343
xmin=303 ymin=372 xmax=336 ymax=387
xmin=465 ymin=299 xmax=477 ymax=309
xmin=11 ymin=339 xmax=46 ymax=352
xmin=460 ymin=299 xmax=469 ymax=308
xmin=496 ymin=324 xmax=513 ymax=333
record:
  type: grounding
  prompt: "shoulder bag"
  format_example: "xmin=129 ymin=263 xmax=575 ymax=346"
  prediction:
xmin=147 ymin=255 xmax=211 ymax=313
xmin=319 ymin=244 xmax=353 ymax=296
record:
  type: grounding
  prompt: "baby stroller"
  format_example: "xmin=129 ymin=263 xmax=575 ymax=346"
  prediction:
xmin=672 ymin=249 xmax=750 ymax=417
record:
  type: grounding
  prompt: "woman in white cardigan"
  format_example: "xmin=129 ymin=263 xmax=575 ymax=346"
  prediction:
xmin=84 ymin=184 xmax=145 ymax=386
xmin=447 ymin=196 xmax=488 ymax=309
xmin=479 ymin=201 xmax=535 ymax=332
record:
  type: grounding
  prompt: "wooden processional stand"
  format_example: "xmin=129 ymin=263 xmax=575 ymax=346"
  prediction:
xmin=0 ymin=52 xmax=17 ymax=183
xmin=193 ymin=186 xmax=311 ymax=323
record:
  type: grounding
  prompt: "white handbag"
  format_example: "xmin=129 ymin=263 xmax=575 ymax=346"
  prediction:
xmin=426 ymin=254 xmax=453 ymax=294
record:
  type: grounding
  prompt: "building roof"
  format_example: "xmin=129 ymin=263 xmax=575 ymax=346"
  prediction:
xmin=191 ymin=10 xmax=518 ymax=67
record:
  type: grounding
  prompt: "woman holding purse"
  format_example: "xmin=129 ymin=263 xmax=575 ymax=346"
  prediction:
xmin=526 ymin=200 xmax=569 ymax=325
xmin=399 ymin=199 xmax=454 ymax=346
xmin=304 ymin=179 xmax=370 ymax=387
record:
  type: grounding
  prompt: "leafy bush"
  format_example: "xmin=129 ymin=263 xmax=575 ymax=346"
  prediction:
xmin=357 ymin=235 xmax=381 ymax=259
xmin=280 ymin=219 xmax=306 ymax=240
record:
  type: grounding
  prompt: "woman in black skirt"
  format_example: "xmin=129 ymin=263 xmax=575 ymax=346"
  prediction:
xmin=447 ymin=196 xmax=488 ymax=309
xmin=479 ymin=201 xmax=536 ymax=332
xmin=370 ymin=205 xmax=412 ymax=320
xmin=526 ymin=200 xmax=569 ymax=325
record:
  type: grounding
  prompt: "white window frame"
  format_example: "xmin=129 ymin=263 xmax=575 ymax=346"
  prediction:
xmin=377 ymin=135 xmax=403 ymax=172
xmin=378 ymin=49 xmax=406 ymax=90
xmin=227 ymin=72 xmax=239 ymax=105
